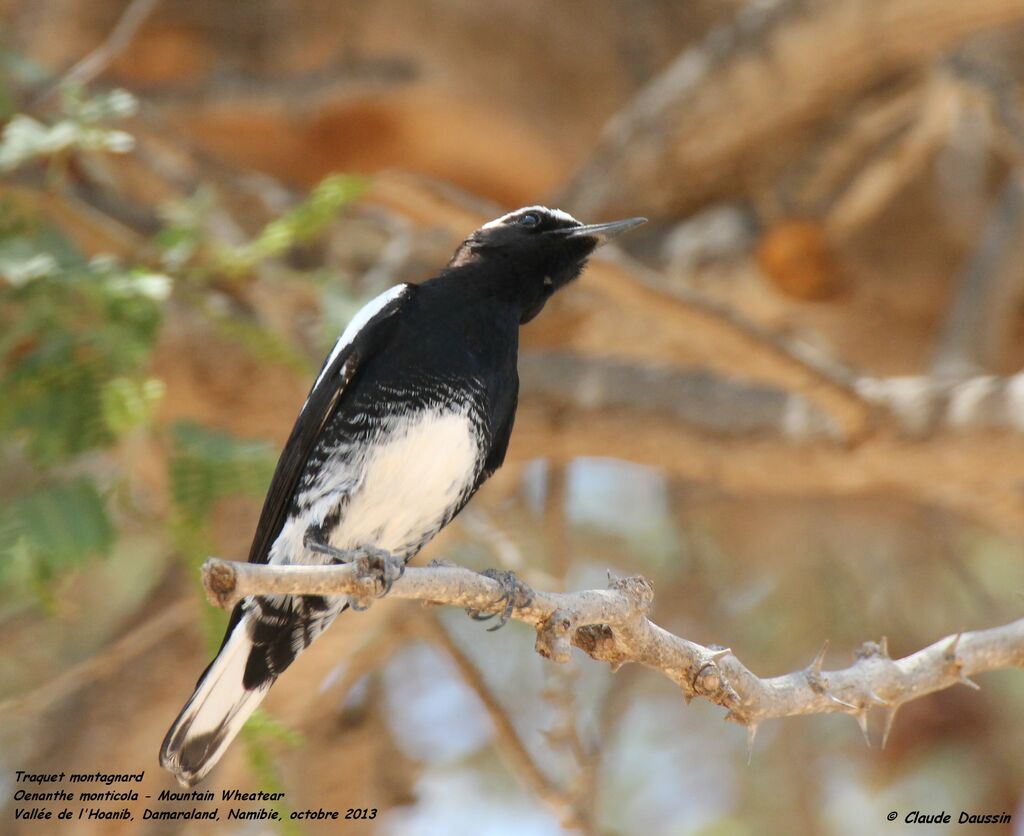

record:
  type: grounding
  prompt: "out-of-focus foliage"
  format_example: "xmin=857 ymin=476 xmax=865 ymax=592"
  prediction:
xmin=0 ymin=478 xmax=114 ymax=594
xmin=0 ymin=82 xmax=362 ymax=610
xmin=0 ymin=85 xmax=136 ymax=172
xmin=218 ymin=175 xmax=366 ymax=278
xmin=167 ymin=421 xmax=276 ymax=638
xmin=0 ymin=87 xmax=167 ymax=601
xmin=158 ymin=173 xmax=366 ymax=281
xmin=169 ymin=422 xmax=277 ymax=527
xmin=0 ymin=71 xmax=364 ymax=824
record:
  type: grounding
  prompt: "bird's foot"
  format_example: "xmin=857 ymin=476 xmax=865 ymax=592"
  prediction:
xmin=466 ymin=569 xmax=533 ymax=631
xmin=353 ymin=546 xmax=405 ymax=599
xmin=304 ymin=538 xmax=404 ymax=609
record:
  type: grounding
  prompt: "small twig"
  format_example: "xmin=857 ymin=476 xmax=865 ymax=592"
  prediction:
xmin=0 ymin=600 xmax=192 ymax=717
xmin=422 ymin=614 xmax=589 ymax=831
xmin=35 ymin=0 xmax=162 ymax=105
xmin=201 ymin=557 xmax=1024 ymax=741
xmin=930 ymin=172 xmax=1024 ymax=379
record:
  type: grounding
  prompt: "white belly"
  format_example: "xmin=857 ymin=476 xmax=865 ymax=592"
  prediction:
xmin=269 ymin=408 xmax=481 ymax=565
xmin=333 ymin=409 xmax=480 ymax=553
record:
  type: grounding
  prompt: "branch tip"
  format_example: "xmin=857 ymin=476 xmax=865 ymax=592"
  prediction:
xmin=201 ymin=557 xmax=238 ymax=609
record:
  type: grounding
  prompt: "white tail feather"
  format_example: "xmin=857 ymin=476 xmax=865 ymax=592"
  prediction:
xmin=160 ymin=615 xmax=270 ymax=787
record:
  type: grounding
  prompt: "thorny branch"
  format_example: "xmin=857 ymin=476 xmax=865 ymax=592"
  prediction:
xmin=201 ymin=557 xmax=1024 ymax=751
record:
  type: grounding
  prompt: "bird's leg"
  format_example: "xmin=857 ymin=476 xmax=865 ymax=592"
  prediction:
xmin=303 ymin=532 xmax=404 ymax=606
xmin=465 ymin=569 xmax=533 ymax=631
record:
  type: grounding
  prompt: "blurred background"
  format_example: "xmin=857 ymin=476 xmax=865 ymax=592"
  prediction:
xmin=2 ymin=1 xmax=1024 ymax=834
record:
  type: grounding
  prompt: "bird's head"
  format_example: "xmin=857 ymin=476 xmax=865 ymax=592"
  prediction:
xmin=447 ymin=206 xmax=646 ymax=323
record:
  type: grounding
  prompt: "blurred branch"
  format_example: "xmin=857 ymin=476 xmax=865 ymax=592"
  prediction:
xmin=513 ymin=399 xmax=1024 ymax=535
xmin=522 ymin=350 xmax=1024 ymax=437
xmin=824 ymin=77 xmax=956 ymax=241
xmin=0 ymin=600 xmax=191 ymax=718
xmin=422 ymin=613 xmax=593 ymax=833
xmin=558 ymin=0 xmax=1024 ymax=219
xmin=930 ymin=172 xmax=1024 ymax=378
xmin=129 ymin=54 xmax=417 ymax=103
xmin=36 ymin=0 xmax=162 ymax=105
xmin=199 ymin=557 xmax=1024 ymax=749
xmin=521 ymin=350 xmax=838 ymax=439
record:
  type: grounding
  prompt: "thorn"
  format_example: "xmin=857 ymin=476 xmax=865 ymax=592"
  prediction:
xmin=855 ymin=710 xmax=871 ymax=747
xmin=683 ymin=691 xmax=693 ymax=706
xmin=709 ymin=647 xmax=732 ymax=663
xmin=746 ymin=723 xmax=759 ymax=764
xmin=879 ymin=636 xmax=890 ymax=658
xmin=865 ymin=689 xmax=889 ymax=707
xmin=957 ymin=671 xmax=981 ymax=691
xmin=826 ymin=692 xmax=857 ymax=710
xmin=881 ymin=705 xmax=900 ymax=749
xmin=608 ymin=660 xmax=623 ymax=673
xmin=944 ymin=632 xmax=962 ymax=661
xmin=809 ymin=640 xmax=830 ymax=675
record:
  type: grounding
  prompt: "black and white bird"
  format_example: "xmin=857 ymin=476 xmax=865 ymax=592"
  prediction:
xmin=159 ymin=206 xmax=645 ymax=786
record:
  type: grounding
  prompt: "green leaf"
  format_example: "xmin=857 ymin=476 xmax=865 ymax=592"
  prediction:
xmin=101 ymin=376 xmax=165 ymax=436
xmin=0 ymin=87 xmax=137 ymax=172
xmin=217 ymin=174 xmax=367 ymax=276
xmin=168 ymin=422 xmax=277 ymax=523
xmin=0 ymin=478 xmax=115 ymax=579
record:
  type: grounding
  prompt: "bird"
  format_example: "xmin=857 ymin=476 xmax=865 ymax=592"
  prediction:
xmin=159 ymin=205 xmax=646 ymax=786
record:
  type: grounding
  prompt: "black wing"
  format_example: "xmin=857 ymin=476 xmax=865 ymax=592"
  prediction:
xmin=480 ymin=381 xmax=517 ymax=483
xmin=207 ymin=284 xmax=414 ymax=665
xmin=441 ymin=372 xmax=519 ymax=529
xmin=246 ymin=284 xmax=415 ymax=567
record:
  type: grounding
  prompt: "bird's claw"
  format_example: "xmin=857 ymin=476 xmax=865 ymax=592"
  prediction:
xmin=353 ymin=546 xmax=405 ymax=598
xmin=466 ymin=569 xmax=532 ymax=631
xmin=304 ymin=538 xmax=403 ymax=608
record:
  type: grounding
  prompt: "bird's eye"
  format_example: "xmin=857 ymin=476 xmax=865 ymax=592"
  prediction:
xmin=517 ymin=213 xmax=540 ymax=228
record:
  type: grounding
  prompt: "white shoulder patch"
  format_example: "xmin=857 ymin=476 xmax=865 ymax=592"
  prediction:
xmin=482 ymin=206 xmax=580 ymax=230
xmin=312 ymin=284 xmax=409 ymax=391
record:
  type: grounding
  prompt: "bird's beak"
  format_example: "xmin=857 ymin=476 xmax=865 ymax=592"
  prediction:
xmin=555 ymin=216 xmax=647 ymax=246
